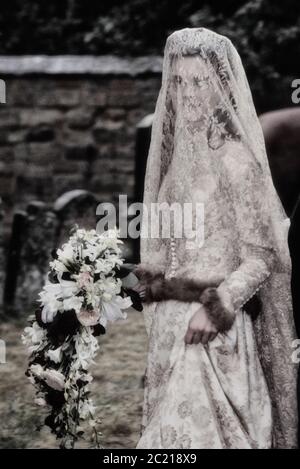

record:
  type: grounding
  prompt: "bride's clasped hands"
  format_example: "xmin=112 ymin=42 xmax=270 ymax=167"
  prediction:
xmin=132 ymin=281 xmax=218 ymax=345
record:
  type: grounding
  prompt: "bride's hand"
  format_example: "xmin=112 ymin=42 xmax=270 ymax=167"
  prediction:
xmin=131 ymin=282 xmax=147 ymax=299
xmin=184 ymin=305 xmax=218 ymax=345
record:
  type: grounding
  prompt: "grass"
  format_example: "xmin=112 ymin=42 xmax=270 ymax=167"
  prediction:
xmin=0 ymin=307 xmax=148 ymax=449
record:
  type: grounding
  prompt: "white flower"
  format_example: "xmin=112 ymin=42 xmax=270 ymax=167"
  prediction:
xmin=22 ymin=322 xmax=46 ymax=352
xmin=79 ymin=399 xmax=96 ymax=419
xmin=30 ymin=363 xmax=45 ymax=378
xmin=40 ymin=279 xmax=78 ymax=303
xmin=63 ymin=296 xmax=84 ymax=314
xmin=56 ymin=243 xmax=76 ymax=265
xmin=84 ymin=284 xmax=101 ymax=311
xmin=101 ymin=227 xmax=122 ymax=242
xmin=46 ymin=346 xmax=63 ymax=364
xmin=102 ymin=292 xmax=112 ymax=302
xmin=100 ymin=295 xmax=131 ymax=327
xmin=72 ymin=329 xmax=99 ymax=370
xmin=97 ymin=276 xmax=121 ymax=297
xmin=49 ymin=259 xmax=68 ymax=274
xmin=39 ymin=278 xmax=80 ymax=323
xmin=72 ymin=228 xmax=96 ymax=244
xmin=82 ymin=244 xmax=99 ymax=262
xmin=43 ymin=369 xmax=66 ymax=391
xmin=57 ymin=276 xmax=80 ymax=296
xmin=39 ymin=283 xmax=64 ymax=322
xmin=79 ymin=264 xmax=93 ymax=274
xmin=40 ymin=304 xmax=60 ymax=323
xmin=94 ymin=258 xmax=114 ymax=274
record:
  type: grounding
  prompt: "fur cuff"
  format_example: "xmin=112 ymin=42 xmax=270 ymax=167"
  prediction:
xmin=133 ymin=265 xmax=261 ymax=329
xmin=133 ymin=265 xmax=218 ymax=303
xmin=199 ymin=287 xmax=236 ymax=333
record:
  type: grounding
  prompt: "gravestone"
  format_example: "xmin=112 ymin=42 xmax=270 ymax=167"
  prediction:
xmin=54 ymin=189 xmax=100 ymax=247
xmin=54 ymin=188 xmax=135 ymax=262
xmin=4 ymin=186 xmax=140 ymax=316
xmin=5 ymin=202 xmax=58 ymax=314
xmin=4 ymin=210 xmax=27 ymax=313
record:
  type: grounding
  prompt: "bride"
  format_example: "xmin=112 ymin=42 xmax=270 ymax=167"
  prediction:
xmin=133 ymin=28 xmax=298 ymax=449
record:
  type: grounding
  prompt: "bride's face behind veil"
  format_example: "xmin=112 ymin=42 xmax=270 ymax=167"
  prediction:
xmin=170 ymin=55 xmax=220 ymax=124
xmin=166 ymin=53 xmax=240 ymax=152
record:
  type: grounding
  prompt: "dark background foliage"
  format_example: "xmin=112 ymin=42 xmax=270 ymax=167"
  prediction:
xmin=0 ymin=0 xmax=299 ymax=111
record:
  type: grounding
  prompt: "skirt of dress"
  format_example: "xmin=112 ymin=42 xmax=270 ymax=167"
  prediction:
xmin=136 ymin=300 xmax=273 ymax=449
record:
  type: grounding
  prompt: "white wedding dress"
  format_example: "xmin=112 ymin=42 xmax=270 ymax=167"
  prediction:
xmin=136 ymin=28 xmax=298 ymax=449
xmin=137 ymin=301 xmax=272 ymax=449
xmin=137 ymin=139 xmax=273 ymax=449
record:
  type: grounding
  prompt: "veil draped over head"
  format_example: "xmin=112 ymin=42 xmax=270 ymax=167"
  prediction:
xmin=140 ymin=28 xmax=297 ymax=448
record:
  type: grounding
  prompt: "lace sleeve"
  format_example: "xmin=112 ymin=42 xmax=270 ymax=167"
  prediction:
xmin=215 ymin=147 xmax=276 ymax=319
xmin=216 ymin=253 xmax=271 ymax=316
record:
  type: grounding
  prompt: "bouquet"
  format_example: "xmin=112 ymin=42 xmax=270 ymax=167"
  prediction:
xmin=22 ymin=227 xmax=142 ymax=449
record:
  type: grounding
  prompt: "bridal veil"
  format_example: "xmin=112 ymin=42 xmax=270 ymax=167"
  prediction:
xmin=139 ymin=28 xmax=297 ymax=448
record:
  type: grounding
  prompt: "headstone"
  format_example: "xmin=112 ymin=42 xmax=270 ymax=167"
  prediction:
xmin=54 ymin=190 xmax=99 ymax=247
xmin=54 ymin=188 xmax=135 ymax=263
xmin=4 ymin=210 xmax=27 ymax=312
xmin=5 ymin=202 xmax=58 ymax=315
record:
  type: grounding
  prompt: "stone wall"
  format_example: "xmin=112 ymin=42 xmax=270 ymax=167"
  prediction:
xmin=0 ymin=56 xmax=162 ymax=237
xmin=0 ymin=55 xmax=162 ymax=315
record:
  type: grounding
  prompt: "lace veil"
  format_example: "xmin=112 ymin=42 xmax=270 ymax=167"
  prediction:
xmin=139 ymin=28 xmax=297 ymax=448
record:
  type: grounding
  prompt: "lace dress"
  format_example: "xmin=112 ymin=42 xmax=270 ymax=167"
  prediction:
xmin=137 ymin=28 xmax=298 ymax=448
xmin=136 ymin=230 xmax=273 ymax=449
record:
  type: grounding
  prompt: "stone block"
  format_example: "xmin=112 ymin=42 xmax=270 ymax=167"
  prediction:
xmin=66 ymin=108 xmax=95 ymax=129
xmin=19 ymin=109 xmax=63 ymax=127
